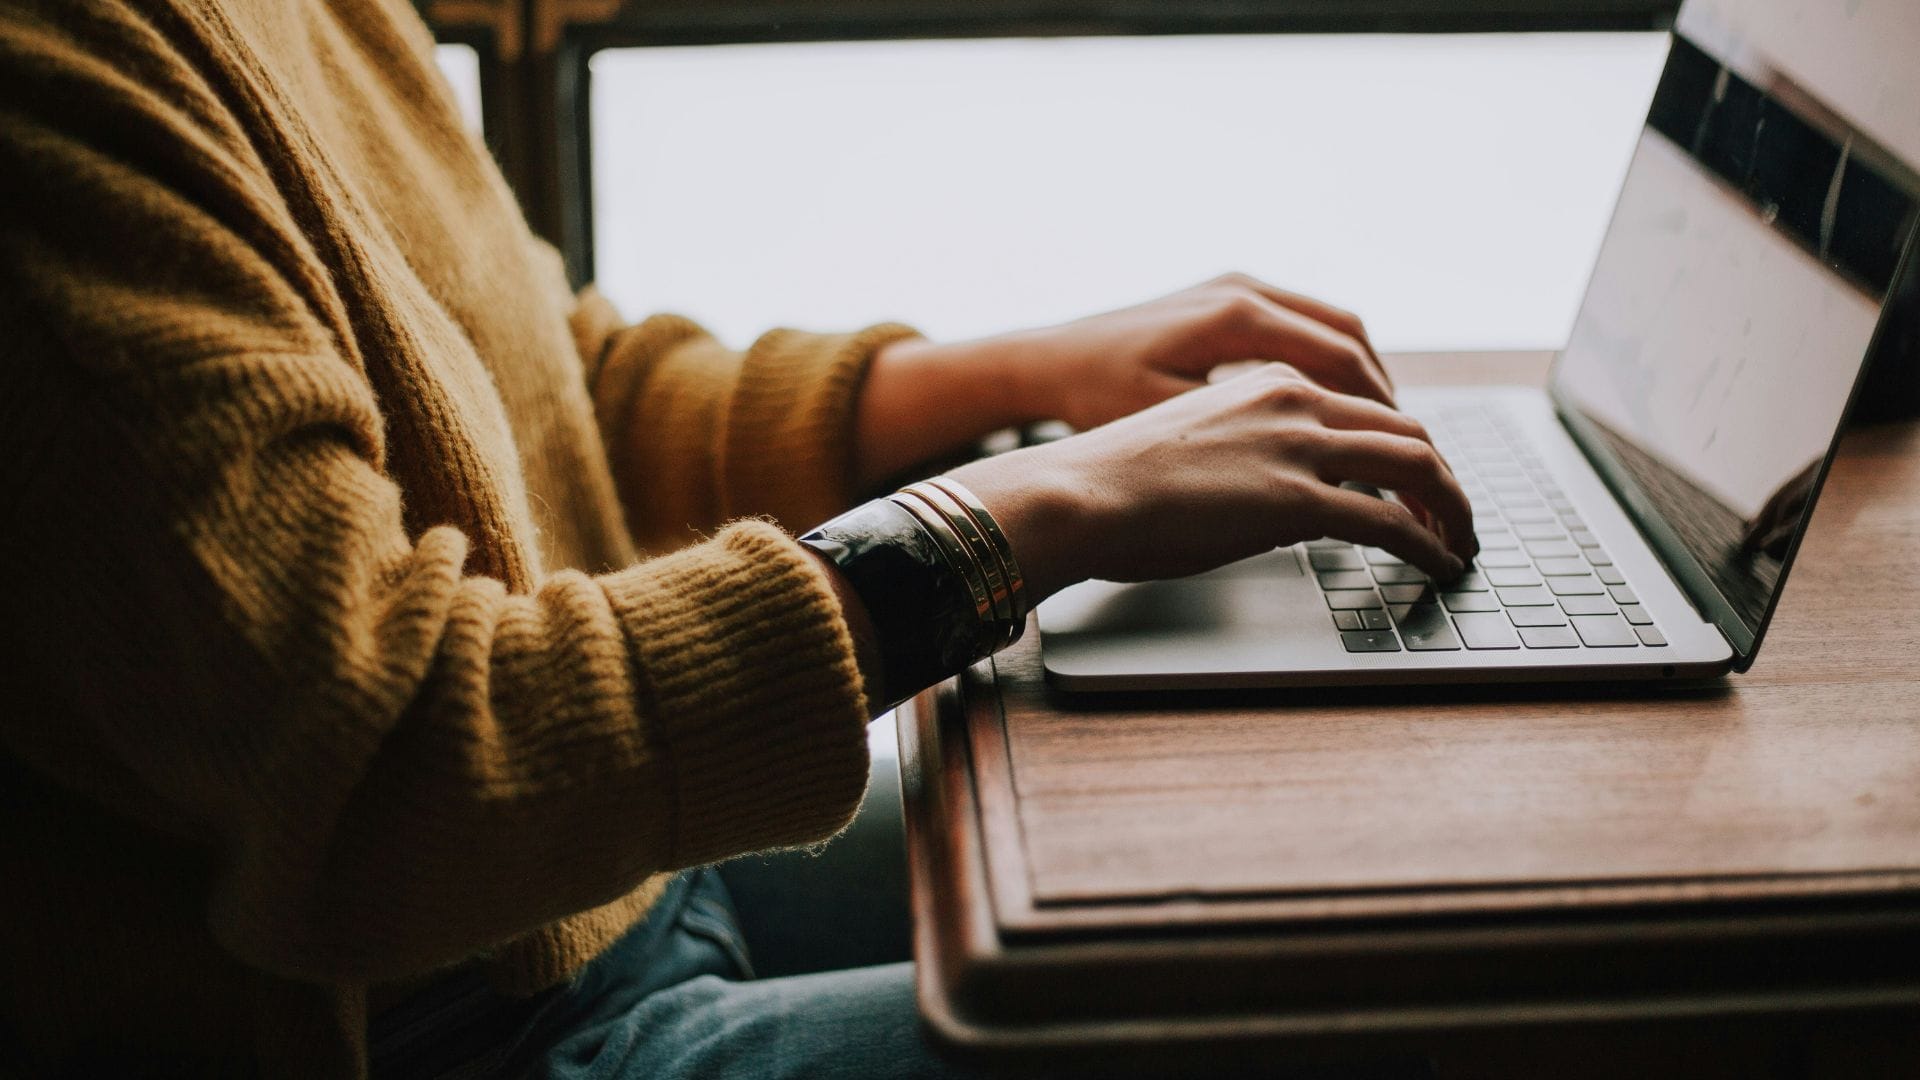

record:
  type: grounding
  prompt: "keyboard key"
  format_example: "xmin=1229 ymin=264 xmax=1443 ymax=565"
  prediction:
xmin=1372 ymin=564 xmax=1429 ymax=584
xmin=1477 ymin=549 xmax=1532 ymax=568
xmin=1361 ymin=547 xmax=1405 ymax=566
xmin=1476 ymin=529 xmax=1518 ymax=549
xmin=1515 ymin=522 xmax=1565 ymax=540
xmin=1455 ymin=611 xmax=1522 ymax=649
xmin=1310 ymin=548 xmax=1365 ymax=571
xmin=1558 ymin=513 xmax=1586 ymax=530
xmin=1596 ymin=565 xmax=1627 ymax=586
xmin=1547 ymin=576 xmax=1606 ymax=596
xmin=1495 ymin=586 xmax=1555 ymax=606
xmin=1486 ymin=475 xmax=1532 ymax=491
xmin=1635 ymin=625 xmax=1668 ymax=646
xmin=1508 ymin=606 xmax=1569 ymax=627
xmin=1326 ymin=589 xmax=1384 ymax=610
xmin=1360 ymin=609 xmax=1393 ymax=631
xmin=1571 ymin=614 xmax=1639 ymax=647
xmin=1341 ymin=630 xmax=1401 ymax=653
xmin=1333 ymin=610 xmax=1365 ymax=631
xmin=1306 ymin=538 xmax=1350 ymax=549
xmin=1536 ymin=557 xmax=1590 ymax=576
xmin=1395 ymin=604 xmax=1462 ymax=651
xmin=1484 ymin=566 xmax=1542 ymax=587
xmin=1448 ymin=572 xmax=1490 ymax=592
xmin=1442 ymin=592 xmax=1500 ymax=613
xmin=1506 ymin=506 xmax=1557 ymax=523
xmin=1526 ymin=539 xmax=1580 ymax=559
xmin=1318 ymin=570 xmax=1375 ymax=591
xmin=1570 ymin=530 xmax=1601 ymax=548
xmin=1380 ymin=584 xmax=1432 ymax=605
xmin=1609 ymin=585 xmax=1639 ymax=604
xmin=1585 ymin=548 xmax=1614 ymax=566
xmin=1619 ymin=604 xmax=1653 ymax=626
xmin=1519 ymin=626 xmax=1581 ymax=649
xmin=1560 ymin=595 xmax=1618 ymax=616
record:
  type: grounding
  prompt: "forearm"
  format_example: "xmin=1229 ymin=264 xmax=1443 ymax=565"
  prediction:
xmin=853 ymin=332 xmax=1054 ymax=492
xmin=801 ymin=546 xmax=887 ymax=716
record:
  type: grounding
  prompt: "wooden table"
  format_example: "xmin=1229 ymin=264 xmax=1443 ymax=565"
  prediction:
xmin=897 ymin=353 xmax=1920 ymax=1077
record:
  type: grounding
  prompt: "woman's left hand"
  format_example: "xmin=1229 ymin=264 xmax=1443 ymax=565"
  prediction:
xmin=855 ymin=273 xmax=1393 ymax=490
xmin=995 ymin=273 xmax=1394 ymax=431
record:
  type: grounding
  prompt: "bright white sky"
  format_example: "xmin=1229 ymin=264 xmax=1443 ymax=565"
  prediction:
xmin=584 ymin=34 xmax=1670 ymax=353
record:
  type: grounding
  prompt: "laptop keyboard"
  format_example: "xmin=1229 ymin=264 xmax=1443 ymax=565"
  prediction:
xmin=1308 ymin=403 xmax=1666 ymax=654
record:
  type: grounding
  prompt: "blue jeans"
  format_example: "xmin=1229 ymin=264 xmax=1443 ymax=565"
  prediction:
xmin=371 ymin=867 xmax=992 ymax=1080
xmin=369 ymin=757 xmax=1430 ymax=1080
xmin=536 ymin=868 xmax=992 ymax=1080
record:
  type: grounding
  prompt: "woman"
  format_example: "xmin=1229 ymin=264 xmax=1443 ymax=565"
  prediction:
xmin=0 ymin=0 xmax=1475 ymax=1076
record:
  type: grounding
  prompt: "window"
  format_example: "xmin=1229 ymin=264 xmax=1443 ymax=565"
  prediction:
xmin=433 ymin=43 xmax=485 ymax=134
xmin=588 ymin=34 xmax=1668 ymax=351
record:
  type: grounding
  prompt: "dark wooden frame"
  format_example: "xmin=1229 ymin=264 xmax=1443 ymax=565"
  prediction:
xmin=899 ymin=668 xmax=1920 ymax=1070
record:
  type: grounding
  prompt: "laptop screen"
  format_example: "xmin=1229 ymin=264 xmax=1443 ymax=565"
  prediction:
xmin=1549 ymin=30 xmax=1919 ymax=661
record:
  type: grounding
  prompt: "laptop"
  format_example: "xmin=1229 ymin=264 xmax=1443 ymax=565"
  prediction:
xmin=1038 ymin=22 xmax=1920 ymax=691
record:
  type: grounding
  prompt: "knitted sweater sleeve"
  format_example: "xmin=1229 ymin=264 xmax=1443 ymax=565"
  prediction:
xmin=0 ymin=5 xmax=868 ymax=983
xmin=565 ymin=279 xmax=920 ymax=551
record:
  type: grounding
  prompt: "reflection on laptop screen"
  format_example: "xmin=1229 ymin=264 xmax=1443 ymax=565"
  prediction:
xmin=1551 ymin=33 xmax=1918 ymax=641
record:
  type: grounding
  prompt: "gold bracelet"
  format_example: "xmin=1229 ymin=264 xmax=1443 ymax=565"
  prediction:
xmin=925 ymin=476 xmax=1029 ymax=636
xmin=900 ymin=483 xmax=1017 ymax=649
xmin=886 ymin=492 xmax=995 ymax=625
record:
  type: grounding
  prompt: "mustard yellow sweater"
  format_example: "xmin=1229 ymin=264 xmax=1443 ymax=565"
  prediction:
xmin=0 ymin=0 xmax=915 ymax=1073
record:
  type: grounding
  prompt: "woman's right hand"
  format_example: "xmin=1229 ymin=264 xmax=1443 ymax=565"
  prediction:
xmin=947 ymin=362 xmax=1478 ymax=604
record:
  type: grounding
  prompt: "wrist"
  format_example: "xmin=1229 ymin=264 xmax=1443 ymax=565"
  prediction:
xmin=856 ymin=336 xmax=1040 ymax=491
xmin=946 ymin=448 xmax=1096 ymax=605
xmin=951 ymin=327 xmax=1063 ymax=429
xmin=798 ymin=545 xmax=885 ymax=714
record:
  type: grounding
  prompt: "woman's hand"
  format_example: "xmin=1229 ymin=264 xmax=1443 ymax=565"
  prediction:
xmin=854 ymin=274 xmax=1391 ymax=490
xmin=998 ymin=273 xmax=1395 ymax=431
xmin=947 ymin=363 xmax=1476 ymax=604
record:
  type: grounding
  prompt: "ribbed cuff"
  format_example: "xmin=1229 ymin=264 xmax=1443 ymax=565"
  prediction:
xmin=598 ymin=519 xmax=871 ymax=868
xmin=566 ymin=285 xmax=629 ymax=388
xmin=723 ymin=323 xmax=922 ymax=532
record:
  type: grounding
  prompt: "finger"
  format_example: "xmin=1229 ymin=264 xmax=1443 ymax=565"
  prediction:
xmin=1305 ymin=389 xmax=1464 ymax=490
xmin=1214 ymin=273 xmax=1394 ymax=395
xmin=1207 ymin=358 xmax=1282 ymax=385
xmin=1311 ymin=431 xmax=1478 ymax=562
xmin=1309 ymin=484 xmax=1464 ymax=582
xmin=1235 ymin=298 xmax=1396 ymax=408
xmin=1304 ymin=387 xmax=1440 ymax=452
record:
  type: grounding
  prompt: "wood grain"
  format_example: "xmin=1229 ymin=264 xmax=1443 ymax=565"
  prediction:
xmin=994 ymin=351 xmax=1920 ymax=916
xmin=900 ymin=352 xmax=1920 ymax=1060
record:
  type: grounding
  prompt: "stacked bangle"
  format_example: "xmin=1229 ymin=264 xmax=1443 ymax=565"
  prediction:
xmin=797 ymin=476 xmax=1028 ymax=707
xmin=893 ymin=479 xmax=1029 ymax=648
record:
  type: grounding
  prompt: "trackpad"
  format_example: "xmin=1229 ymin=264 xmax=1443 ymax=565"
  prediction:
xmin=1039 ymin=548 xmax=1308 ymax=638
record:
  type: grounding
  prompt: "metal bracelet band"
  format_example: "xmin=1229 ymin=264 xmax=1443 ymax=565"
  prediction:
xmin=885 ymin=492 xmax=995 ymax=625
xmin=924 ymin=476 xmax=1029 ymax=634
xmin=904 ymin=484 xmax=1018 ymax=652
xmin=899 ymin=483 xmax=1015 ymax=640
xmin=797 ymin=498 xmax=1002 ymax=708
